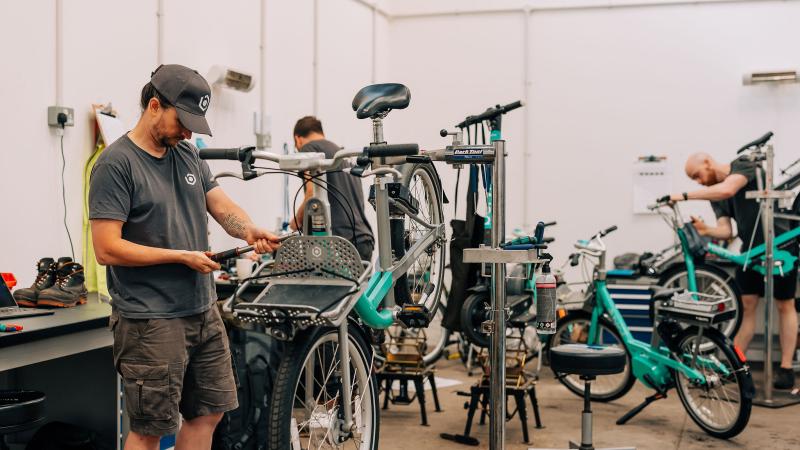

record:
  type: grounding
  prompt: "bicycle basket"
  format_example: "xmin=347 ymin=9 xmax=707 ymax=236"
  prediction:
xmin=232 ymin=236 xmax=371 ymax=335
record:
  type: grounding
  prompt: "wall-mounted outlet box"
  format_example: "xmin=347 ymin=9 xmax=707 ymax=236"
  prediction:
xmin=48 ymin=106 xmax=75 ymax=127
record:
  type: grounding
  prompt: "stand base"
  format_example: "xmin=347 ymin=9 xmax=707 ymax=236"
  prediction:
xmin=528 ymin=446 xmax=634 ymax=450
xmin=753 ymin=388 xmax=800 ymax=408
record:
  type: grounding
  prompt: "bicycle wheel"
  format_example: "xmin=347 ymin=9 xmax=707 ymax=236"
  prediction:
xmin=396 ymin=162 xmax=445 ymax=313
xmin=550 ymin=311 xmax=636 ymax=402
xmin=673 ymin=326 xmax=752 ymax=439
xmin=460 ymin=290 xmax=491 ymax=348
xmin=659 ymin=264 xmax=742 ymax=342
xmin=269 ymin=325 xmax=379 ymax=450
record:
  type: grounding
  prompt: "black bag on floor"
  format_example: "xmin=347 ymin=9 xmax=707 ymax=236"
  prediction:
xmin=443 ymin=164 xmax=486 ymax=332
xmin=212 ymin=328 xmax=282 ymax=450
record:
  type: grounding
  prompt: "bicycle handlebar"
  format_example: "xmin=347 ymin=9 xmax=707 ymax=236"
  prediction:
xmin=364 ymin=143 xmax=419 ymax=158
xmin=736 ymin=131 xmax=773 ymax=154
xmin=199 ymin=147 xmax=255 ymax=161
xmin=599 ymin=225 xmax=618 ymax=237
xmin=456 ymin=100 xmax=524 ymax=129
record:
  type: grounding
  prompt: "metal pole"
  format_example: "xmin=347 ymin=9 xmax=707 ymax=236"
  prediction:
xmin=490 ymin=140 xmax=507 ymax=450
xmin=762 ymin=144 xmax=775 ymax=403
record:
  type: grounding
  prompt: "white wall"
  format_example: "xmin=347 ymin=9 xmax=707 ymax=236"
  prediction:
xmin=3 ymin=0 xmax=799 ymax=289
xmin=0 ymin=0 xmax=389 ymax=288
xmin=387 ymin=0 xmax=800 ymax=275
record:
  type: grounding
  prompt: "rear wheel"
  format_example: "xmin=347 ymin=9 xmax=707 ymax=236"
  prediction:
xmin=395 ymin=162 xmax=445 ymax=314
xmin=673 ymin=326 xmax=752 ymax=439
xmin=549 ymin=311 xmax=635 ymax=402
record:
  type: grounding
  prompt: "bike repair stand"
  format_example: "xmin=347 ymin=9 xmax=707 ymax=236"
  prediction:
xmin=748 ymin=143 xmax=800 ymax=408
xmin=377 ymin=329 xmax=442 ymax=426
xmin=442 ymin=332 xmax=544 ymax=446
xmin=438 ymin=137 xmax=543 ymax=449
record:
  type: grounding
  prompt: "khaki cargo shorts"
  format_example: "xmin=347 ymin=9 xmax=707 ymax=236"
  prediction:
xmin=110 ymin=306 xmax=239 ymax=437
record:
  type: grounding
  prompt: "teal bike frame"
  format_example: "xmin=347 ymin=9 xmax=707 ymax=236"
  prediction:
xmin=656 ymin=203 xmax=800 ymax=293
xmin=576 ymin=231 xmax=729 ymax=390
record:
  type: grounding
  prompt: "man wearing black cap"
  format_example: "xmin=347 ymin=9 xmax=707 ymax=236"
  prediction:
xmin=89 ymin=64 xmax=280 ymax=449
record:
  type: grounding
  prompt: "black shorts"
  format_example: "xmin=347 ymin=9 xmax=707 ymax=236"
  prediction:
xmin=735 ymin=266 xmax=798 ymax=300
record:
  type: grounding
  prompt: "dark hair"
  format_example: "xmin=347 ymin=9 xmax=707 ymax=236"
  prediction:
xmin=293 ymin=116 xmax=324 ymax=138
xmin=139 ymin=82 xmax=172 ymax=111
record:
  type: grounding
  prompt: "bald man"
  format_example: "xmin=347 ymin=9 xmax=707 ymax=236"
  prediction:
xmin=668 ymin=152 xmax=798 ymax=389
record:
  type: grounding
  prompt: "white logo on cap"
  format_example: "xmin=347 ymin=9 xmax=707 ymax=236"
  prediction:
xmin=185 ymin=173 xmax=197 ymax=185
xmin=199 ymin=95 xmax=210 ymax=112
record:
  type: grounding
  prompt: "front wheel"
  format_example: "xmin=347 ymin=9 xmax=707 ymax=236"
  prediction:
xmin=549 ymin=311 xmax=636 ymax=402
xmin=268 ymin=325 xmax=379 ymax=450
xmin=673 ymin=326 xmax=753 ymax=439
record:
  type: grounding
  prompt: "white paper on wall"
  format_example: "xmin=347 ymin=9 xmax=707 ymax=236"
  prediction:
xmin=633 ymin=159 xmax=671 ymax=214
xmin=95 ymin=111 xmax=126 ymax=146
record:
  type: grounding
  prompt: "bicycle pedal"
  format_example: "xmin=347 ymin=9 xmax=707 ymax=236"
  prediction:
xmin=397 ymin=304 xmax=430 ymax=328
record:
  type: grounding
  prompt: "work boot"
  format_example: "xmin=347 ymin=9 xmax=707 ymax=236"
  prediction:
xmin=774 ymin=367 xmax=796 ymax=390
xmin=13 ymin=257 xmax=59 ymax=307
xmin=37 ymin=261 xmax=87 ymax=308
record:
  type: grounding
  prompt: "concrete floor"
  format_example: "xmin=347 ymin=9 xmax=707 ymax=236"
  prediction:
xmin=379 ymin=357 xmax=800 ymax=450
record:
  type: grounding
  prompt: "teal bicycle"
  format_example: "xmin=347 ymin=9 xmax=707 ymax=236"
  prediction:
xmin=202 ymin=83 xmax=445 ymax=450
xmin=549 ymin=226 xmax=754 ymax=439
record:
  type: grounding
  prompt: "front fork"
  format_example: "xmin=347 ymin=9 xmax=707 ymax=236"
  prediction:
xmin=336 ymin=321 xmax=354 ymax=441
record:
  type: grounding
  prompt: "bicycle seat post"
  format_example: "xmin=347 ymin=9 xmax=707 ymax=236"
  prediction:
xmin=371 ymin=115 xmax=386 ymax=145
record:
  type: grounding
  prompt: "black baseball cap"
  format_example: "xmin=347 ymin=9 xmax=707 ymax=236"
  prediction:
xmin=150 ymin=64 xmax=213 ymax=136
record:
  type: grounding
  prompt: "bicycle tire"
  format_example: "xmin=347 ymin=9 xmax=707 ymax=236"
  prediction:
xmin=460 ymin=290 xmax=491 ymax=348
xmin=268 ymin=324 xmax=379 ymax=450
xmin=549 ymin=311 xmax=636 ymax=402
xmin=673 ymin=326 xmax=753 ymax=439
xmin=397 ymin=162 xmax=446 ymax=314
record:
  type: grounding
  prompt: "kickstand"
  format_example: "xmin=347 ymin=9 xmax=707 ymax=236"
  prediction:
xmin=616 ymin=376 xmax=669 ymax=425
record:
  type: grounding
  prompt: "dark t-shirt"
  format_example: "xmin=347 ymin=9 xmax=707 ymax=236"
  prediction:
xmin=299 ymin=139 xmax=374 ymax=246
xmin=89 ymin=135 xmax=219 ymax=318
xmin=711 ymin=156 xmax=790 ymax=251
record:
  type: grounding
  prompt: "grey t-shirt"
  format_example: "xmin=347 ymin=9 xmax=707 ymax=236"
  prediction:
xmin=299 ymin=139 xmax=374 ymax=246
xmin=89 ymin=135 xmax=219 ymax=319
xmin=711 ymin=156 xmax=790 ymax=251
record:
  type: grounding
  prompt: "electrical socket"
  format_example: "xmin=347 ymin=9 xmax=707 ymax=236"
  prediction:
xmin=48 ymin=106 xmax=75 ymax=127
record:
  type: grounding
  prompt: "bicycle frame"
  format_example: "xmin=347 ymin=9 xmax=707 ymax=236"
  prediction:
xmin=301 ymin=153 xmax=445 ymax=330
xmin=577 ymin=234 xmax=727 ymax=391
xmin=656 ymin=203 xmax=800 ymax=279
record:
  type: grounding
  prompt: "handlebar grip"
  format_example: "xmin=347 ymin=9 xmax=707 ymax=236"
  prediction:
xmin=364 ymin=143 xmax=419 ymax=157
xmin=656 ymin=195 xmax=671 ymax=204
xmin=542 ymin=236 xmax=555 ymax=244
xmin=542 ymin=221 xmax=557 ymax=228
xmin=601 ymin=225 xmax=618 ymax=236
xmin=210 ymin=245 xmax=254 ymax=262
xmin=501 ymin=100 xmax=524 ymax=114
xmin=199 ymin=147 xmax=252 ymax=161
xmin=533 ymin=221 xmax=545 ymax=244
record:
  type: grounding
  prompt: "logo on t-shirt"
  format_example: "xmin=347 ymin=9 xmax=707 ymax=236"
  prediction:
xmin=185 ymin=173 xmax=197 ymax=186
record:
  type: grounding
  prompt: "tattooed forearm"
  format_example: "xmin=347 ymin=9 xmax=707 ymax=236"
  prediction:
xmin=221 ymin=213 xmax=249 ymax=239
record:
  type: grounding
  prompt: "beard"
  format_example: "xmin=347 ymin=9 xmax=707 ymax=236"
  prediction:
xmin=159 ymin=134 xmax=184 ymax=148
